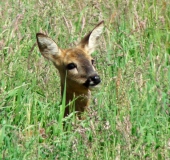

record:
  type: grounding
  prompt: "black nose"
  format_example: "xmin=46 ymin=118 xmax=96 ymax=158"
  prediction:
xmin=84 ymin=74 xmax=101 ymax=88
xmin=91 ymin=75 xmax=101 ymax=84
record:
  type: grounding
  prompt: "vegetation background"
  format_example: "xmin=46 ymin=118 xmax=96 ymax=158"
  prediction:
xmin=0 ymin=0 xmax=170 ymax=159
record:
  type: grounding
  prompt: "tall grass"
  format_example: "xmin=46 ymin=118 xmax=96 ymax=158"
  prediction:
xmin=0 ymin=0 xmax=170 ymax=159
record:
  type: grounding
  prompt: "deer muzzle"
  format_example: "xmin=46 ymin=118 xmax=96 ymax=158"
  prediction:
xmin=84 ymin=74 xmax=101 ymax=88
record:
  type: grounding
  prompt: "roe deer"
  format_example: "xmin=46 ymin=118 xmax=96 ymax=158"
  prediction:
xmin=36 ymin=21 xmax=104 ymax=118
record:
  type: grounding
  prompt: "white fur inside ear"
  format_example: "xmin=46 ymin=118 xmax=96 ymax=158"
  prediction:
xmin=88 ymin=24 xmax=104 ymax=53
xmin=38 ymin=36 xmax=60 ymax=55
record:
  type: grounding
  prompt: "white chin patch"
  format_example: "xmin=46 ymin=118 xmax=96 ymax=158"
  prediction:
xmin=90 ymin=81 xmax=94 ymax=85
xmin=89 ymin=84 xmax=100 ymax=90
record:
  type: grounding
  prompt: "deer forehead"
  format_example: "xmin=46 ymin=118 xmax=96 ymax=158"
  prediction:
xmin=63 ymin=48 xmax=92 ymax=64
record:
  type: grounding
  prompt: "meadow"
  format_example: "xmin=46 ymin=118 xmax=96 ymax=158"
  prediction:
xmin=0 ymin=0 xmax=170 ymax=159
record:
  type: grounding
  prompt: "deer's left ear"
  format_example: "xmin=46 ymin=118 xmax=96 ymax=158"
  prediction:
xmin=78 ymin=21 xmax=104 ymax=54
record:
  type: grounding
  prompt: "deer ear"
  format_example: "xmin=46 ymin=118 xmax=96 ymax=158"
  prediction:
xmin=78 ymin=21 xmax=104 ymax=54
xmin=36 ymin=33 xmax=61 ymax=62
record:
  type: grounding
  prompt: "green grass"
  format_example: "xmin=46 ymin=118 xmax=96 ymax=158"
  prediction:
xmin=0 ymin=0 xmax=170 ymax=159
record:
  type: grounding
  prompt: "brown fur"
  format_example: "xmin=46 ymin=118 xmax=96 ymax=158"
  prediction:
xmin=36 ymin=21 xmax=104 ymax=118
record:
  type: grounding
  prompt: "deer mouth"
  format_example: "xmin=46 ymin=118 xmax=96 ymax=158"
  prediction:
xmin=83 ymin=75 xmax=101 ymax=88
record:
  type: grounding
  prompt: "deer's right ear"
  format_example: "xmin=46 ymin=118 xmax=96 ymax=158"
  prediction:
xmin=36 ymin=33 xmax=61 ymax=61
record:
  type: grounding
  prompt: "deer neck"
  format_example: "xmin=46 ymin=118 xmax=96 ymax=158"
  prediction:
xmin=61 ymin=83 xmax=91 ymax=117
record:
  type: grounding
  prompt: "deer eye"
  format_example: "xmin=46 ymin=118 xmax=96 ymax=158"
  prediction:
xmin=67 ymin=63 xmax=77 ymax=70
xmin=91 ymin=59 xmax=95 ymax=65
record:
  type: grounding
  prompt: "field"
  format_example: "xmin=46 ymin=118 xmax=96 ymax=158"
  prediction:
xmin=0 ymin=0 xmax=170 ymax=159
